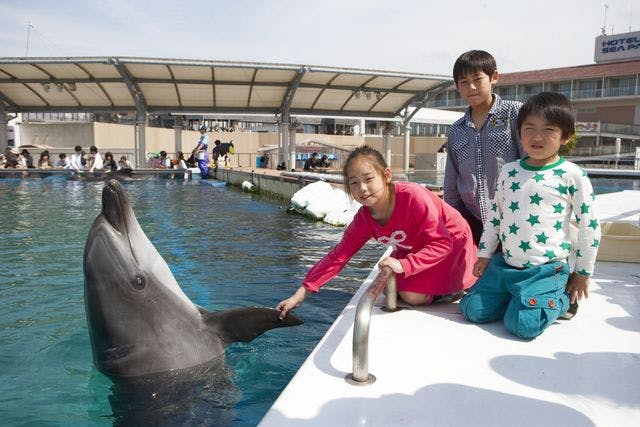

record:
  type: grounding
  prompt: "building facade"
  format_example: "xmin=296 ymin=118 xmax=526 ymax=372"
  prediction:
xmin=428 ymin=31 xmax=640 ymax=161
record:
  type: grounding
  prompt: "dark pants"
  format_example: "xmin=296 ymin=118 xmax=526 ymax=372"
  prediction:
xmin=459 ymin=209 xmax=483 ymax=245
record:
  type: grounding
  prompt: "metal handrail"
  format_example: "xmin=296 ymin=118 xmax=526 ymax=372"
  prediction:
xmin=345 ymin=266 xmax=398 ymax=386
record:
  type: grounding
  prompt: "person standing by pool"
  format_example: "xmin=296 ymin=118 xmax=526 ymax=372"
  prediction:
xmin=118 ymin=155 xmax=133 ymax=170
xmin=103 ymin=152 xmax=118 ymax=172
xmin=173 ymin=151 xmax=188 ymax=169
xmin=277 ymin=145 xmax=477 ymax=319
xmin=88 ymin=146 xmax=104 ymax=172
xmin=55 ymin=153 xmax=70 ymax=169
xmin=444 ymin=50 xmax=523 ymax=243
xmin=37 ymin=150 xmax=53 ymax=169
xmin=192 ymin=125 xmax=210 ymax=179
xmin=303 ymin=152 xmax=319 ymax=171
xmin=69 ymin=145 xmax=85 ymax=172
xmin=20 ymin=149 xmax=34 ymax=168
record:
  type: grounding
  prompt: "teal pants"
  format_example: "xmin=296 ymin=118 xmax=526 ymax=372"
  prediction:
xmin=460 ymin=254 xmax=570 ymax=339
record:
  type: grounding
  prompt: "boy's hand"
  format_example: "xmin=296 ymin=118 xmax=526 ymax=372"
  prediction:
xmin=566 ymin=272 xmax=589 ymax=303
xmin=473 ymin=257 xmax=490 ymax=277
xmin=378 ymin=256 xmax=404 ymax=274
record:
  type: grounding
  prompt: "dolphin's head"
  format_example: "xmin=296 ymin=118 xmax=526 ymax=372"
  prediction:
xmin=84 ymin=180 xmax=206 ymax=377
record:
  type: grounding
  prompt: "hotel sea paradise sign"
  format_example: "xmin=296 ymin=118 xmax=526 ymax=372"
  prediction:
xmin=595 ymin=30 xmax=640 ymax=63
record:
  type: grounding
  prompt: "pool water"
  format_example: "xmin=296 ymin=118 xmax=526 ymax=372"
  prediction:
xmin=0 ymin=177 xmax=383 ymax=426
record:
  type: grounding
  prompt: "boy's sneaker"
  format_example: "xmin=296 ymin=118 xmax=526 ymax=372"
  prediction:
xmin=432 ymin=292 xmax=465 ymax=304
xmin=559 ymin=301 xmax=579 ymax=320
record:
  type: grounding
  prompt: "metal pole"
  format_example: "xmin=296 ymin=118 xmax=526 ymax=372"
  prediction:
xmin=403 ymin=120 xmax=411 ymax=176
xmin=136 ymin=115 xmax=146 ymax=168
xmin=383 ymin=124 xmax=392 ymax=168
xmin=345 ymin=266 xmax=398 ymax=386
xmin=289 ymin=123 xmax=297 ymax=171
xmin=25 ymin=22 xmax=32 ymax=57
xmin=0 ymin=103 xmax=7 ymax=154
xmin=173 ymin=115 xmax=183 ymax=155
xmin=281 ymin=120 xmax=290 ymax=168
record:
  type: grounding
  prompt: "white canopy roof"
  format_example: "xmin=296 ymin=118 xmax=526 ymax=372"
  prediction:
xmin=0 ymin=57 xmax=451 ymax=119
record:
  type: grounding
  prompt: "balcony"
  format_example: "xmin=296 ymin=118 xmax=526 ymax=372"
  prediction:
xmin=572 ymin=88 xmax=603 ymax=99
xmin=602 ymin=86 xmax=637 ymax=97
xmin=427 ymin=84 xmax=640 ymax=109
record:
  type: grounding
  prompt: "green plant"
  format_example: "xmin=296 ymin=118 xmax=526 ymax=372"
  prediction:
xmin=559 ymin=133 xmax=578 ymax=156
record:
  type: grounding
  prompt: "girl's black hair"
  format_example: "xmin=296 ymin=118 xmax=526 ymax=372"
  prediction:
xmin=517 ymin=92 xmax=575 ymax=139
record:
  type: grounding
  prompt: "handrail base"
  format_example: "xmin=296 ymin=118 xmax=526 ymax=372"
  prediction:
xmin=344 ymin=373 xmax=376 ymax=386
xmin=381 ymin=306 xmax=402 ymax=313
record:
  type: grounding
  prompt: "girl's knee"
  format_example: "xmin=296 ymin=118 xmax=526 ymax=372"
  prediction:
xmin=399 ymin=292 xmax=433 ymax=306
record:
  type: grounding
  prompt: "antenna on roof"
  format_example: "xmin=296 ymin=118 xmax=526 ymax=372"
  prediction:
xmin=25 ymin=21 xmax=33 ymax=57
xmin=602 ymin=3 xmax=609 ymax=35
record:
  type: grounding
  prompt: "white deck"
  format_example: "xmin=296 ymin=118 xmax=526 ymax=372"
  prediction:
xmin=260 ymin=261 xmax=640 ymax=426
xmin=260 ymin=191 xmax=640 ymax=427
xmin=595 ymin=190 xmax=640 ymax=225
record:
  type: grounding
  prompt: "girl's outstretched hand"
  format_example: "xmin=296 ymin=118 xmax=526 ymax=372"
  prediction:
xmin=378 ymin=256 xmax=404 ymax=274
xmin=277 ymin=286 xmax=310 ymax=319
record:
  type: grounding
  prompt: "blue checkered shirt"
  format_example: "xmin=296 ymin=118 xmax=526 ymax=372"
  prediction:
xmin=444 ymin=94 xmax=524 ymax=224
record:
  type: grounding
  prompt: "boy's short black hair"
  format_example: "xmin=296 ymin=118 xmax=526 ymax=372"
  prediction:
xmin=453 ymin=50 xmax=497 ymax=85
xmin=517 ymin=92 xmax=575 ymax=139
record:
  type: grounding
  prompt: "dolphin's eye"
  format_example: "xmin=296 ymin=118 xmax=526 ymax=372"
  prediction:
xmin=133 ymin=275 xmax=146 ymax=290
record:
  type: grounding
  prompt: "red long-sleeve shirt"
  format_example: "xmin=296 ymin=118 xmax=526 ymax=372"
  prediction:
xmin=303 ymin=182 xmax=474 ymax=294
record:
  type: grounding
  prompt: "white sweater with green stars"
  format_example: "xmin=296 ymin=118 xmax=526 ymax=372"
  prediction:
xmin=477 ymin=157 xmax=601 ymax=276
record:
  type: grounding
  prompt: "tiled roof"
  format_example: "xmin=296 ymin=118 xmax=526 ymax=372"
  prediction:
xmin=497 ymin=60 xmax=640 ymax=85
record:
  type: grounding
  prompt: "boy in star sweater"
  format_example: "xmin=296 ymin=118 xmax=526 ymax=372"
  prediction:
xmin=460 ymin=92 xmax=601 ymax=339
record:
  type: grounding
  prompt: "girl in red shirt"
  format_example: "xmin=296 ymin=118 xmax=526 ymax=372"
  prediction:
xmin=277 ymin=146 xmax=476 ymax=319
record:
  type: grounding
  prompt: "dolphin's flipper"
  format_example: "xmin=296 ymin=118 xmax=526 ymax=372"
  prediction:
xmin=205 ymin=307 xmax=303 ymax=344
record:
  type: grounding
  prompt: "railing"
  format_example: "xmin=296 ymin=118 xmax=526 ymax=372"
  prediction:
xmin=345 ymin=266 xmax=398 ymax=386
xmin=0 ymin=168 xmax=193 ymax=179
xmin=602 ymin=86 xmax=636 ymax=97
xmin=600 ymin=122 xmax=640 ymax=135
xmin=426 ymin=85 xmax=640 ymax=108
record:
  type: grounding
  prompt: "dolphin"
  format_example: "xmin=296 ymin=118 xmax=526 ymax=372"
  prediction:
xmin=83 ymin=179 xmax=302 ymax=379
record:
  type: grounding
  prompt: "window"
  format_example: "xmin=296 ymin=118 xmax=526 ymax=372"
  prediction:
xmin=550 ymin=82 xmax=571 ymax=97
xmin=496 ymin=85 xmax=516 ymax=101
xmin=574 ymin=79 xmax=602 ymax=99
xmin=520 ymin=84 xmax=543 ymax=101
xmin=447 ymin=90 xmax=463 ymax=106
xmin=606 ymin=76 xmax=636 ymax=97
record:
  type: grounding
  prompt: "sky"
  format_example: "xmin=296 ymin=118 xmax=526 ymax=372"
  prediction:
xmin=1 ymin=0 xmax=639 ymax=76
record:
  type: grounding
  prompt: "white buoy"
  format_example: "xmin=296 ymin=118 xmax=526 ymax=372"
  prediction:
xmin=242 ymin=181 xmax=257 ymax=192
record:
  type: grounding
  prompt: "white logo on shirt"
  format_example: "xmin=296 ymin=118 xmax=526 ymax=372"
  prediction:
xmin=376 ymin=230 xmax=412 ymax=249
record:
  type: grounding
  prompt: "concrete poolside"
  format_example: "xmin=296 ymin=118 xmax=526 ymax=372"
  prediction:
xmin=259 ymin=190 xmax=640 ymax=427
xmin=259 ymin=259 xmax=640 ymax=427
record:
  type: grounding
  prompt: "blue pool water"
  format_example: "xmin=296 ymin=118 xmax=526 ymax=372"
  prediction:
xmin=0 ymin=177 xmax=382 ymax=426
